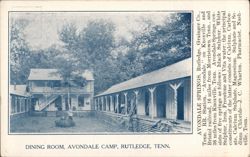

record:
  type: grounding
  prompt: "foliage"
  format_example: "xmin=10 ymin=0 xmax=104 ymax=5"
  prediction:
xmin=130 ymin=13 xmax=191 ymax=73
xmin=10 ymin=18 xmax=31 ymax=84
xmin=58 ymin=19 xmax=116 ymax=93
xmin=10 ymin=13 xmax=191 ymax=95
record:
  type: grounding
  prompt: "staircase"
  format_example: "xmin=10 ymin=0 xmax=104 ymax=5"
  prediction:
xmin=37 ymin=94 xmax=59 ymax=111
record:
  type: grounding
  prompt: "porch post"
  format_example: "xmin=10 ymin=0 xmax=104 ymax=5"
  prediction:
xmin=24 ymin=98 xmax=27 ymax=112
xmin=133 ymin=90 xmax=139 ymax=115
xmin=97 ymin=98 xmax=99 ymax=111
xmin=96 ymin=98 xmax=98 ymax=110
xmin=110 ymin=95 xmax=114 ymax=112
xmin=103 ymin=96 xmax=105 ymax=111
xmin=16 ymin=97 xmax=20 ymax=113
xmin=169 ymin=82 xmax=183 ymax=120
xmin=95 ymin=99 xmax=98 ymax=110
xmin=61 ymin=95 xmax=65 ymax=110
xmin=15 ymin=97 xmax=17 ymax=113
xmin=76 ymin=94 xmax=79 ymax=110
xmin=99 ymin=97 xmax=101 ymax=111
xmin=20 ymin=97 xmax=23 ymax=112
xmin=105 ymin=96 xmax=109 ymax=111
xmin=148 ymin=87 xmax=156 ymax=119
xmin=94 ymin=98 xmax=96 ymax=110
xmin=116 ymin=94 xmax=119 ymax=113
xmin=124 ymin=92 xmax=128 ymax=114
xmin=97 ymin=98 xmax=99 ymax=110
xmin=98 ymin=98 xmax=100 ymax=111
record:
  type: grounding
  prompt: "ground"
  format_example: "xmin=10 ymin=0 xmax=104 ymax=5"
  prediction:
xmin=10 ymin=116 xmax=129 ymax=133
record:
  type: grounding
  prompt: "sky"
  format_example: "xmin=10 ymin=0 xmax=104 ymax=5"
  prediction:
xmin=10 ymin=12 xmax=174 ymax=50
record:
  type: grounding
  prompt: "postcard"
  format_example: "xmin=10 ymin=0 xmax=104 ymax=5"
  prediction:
xmin=1 ymin=1 xmax=249 ymax=157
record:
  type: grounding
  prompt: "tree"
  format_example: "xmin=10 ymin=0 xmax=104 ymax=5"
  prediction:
xmin=10 ymin=18 xmax=31 ymax=84
xmin=58 ymin=19 xmax=116 ymax=93
xmin=29 ymin=45 xmax=62 ymax=69
xmin=57 ymin=14 xmax=191 ymax=94
xmin=130 ymin=13 xmax=191 ymax=73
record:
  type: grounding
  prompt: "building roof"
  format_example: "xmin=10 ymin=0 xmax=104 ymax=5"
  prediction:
xmin=96 ymin=58 xmax=191 ymax=97
xmin=9 ymin=85 xmax=29 ymax=97
xmin=28 ymin=69 xmax=94 ymax=81
xmin=28 ymin=69 xmax=61 ymax=80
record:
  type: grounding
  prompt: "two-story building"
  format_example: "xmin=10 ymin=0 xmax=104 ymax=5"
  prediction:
xmin=27 ymin=69 xmax=94 ymax=112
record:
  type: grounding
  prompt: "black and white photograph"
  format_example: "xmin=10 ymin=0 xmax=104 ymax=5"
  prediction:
xmin=9 ymin=11 xmax=192 ymax=134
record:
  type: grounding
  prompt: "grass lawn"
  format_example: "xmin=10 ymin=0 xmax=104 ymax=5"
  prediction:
xmin=10 ymin=116 xmax=129 ymax=133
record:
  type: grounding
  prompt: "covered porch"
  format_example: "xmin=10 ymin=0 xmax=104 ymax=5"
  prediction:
xmin=94 ymin=58 xmax=192 ymax=133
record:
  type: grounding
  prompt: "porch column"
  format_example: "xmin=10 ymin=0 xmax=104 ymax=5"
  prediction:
xmin=124 ymin=92 xmax=128 ymax=114
xmin=100 ymin=97 xmax=102 ymax=111
xmin=99 ymin=97 xmax=101 ymax=111
xmin=15 ymin=97 xmax=17 ymax=113
xmin=148 ymin=87 xmax=156 ymax=119
xmin=116 ymin=94 xmax=119 ymax=113
xmin=102 ymin=97 xmax=104 ymax=111
xmin=110 ymin=95 xmax=114 ymax=112
xmin=105 ymin=96 xmax=109 ymax=111
xmin=23 ymin=98 xmax=26 ymax=112
xmin=61 ymin=95 xmax=65 ymax=110
xmin=94 ymin=98 xmax=96 ymax=110
xmin=28 ymin=98 xmax=31 ymax=111
xmin=96 ymin=98 xmax=99 ymax=110
xmin=76 ymin=95 xmax=79 ymax=110
xmin=19 ymin=97 xmax=23 ymax=112
xmin=95 ymin=98 xmax=98 ymax=111
xmin=169 ymin=82 xmax=183 ymax=119
xmin=17 ymin=97 xmax=20 ymax=113
xmin=95 ymin=99 xmax=98 ymax=110
xmin=133 ymin=90 xmax=139 ymax=114
xmin=104 ymin=96 xmax=107 ymax=111
xmin=97 ymin=98 xmax=99 ymax=110
xmin=24 ymin=98 xmax=27 ymax=112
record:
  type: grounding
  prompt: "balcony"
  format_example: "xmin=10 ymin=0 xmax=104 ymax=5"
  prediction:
xmin=30 ymin=86 xmax=93 ymax=95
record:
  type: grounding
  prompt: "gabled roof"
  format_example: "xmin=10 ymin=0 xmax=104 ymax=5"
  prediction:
xmin=96 ymin=58 xmax=191 ymax=97
xmin=28 ymin=69 xmax=94 ymax=81
xmin=9 ymin=85 xmax=29 ymax=97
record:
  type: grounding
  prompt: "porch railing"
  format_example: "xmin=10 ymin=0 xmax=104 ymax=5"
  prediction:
xmin=30 ymin=87 xmax=92 ymax=94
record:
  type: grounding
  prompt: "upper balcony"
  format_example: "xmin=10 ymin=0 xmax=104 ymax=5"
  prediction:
xmin=29 ymin=86 xmax=93 ymax=95
xmin=27 ymin=69 xmax=94 ymax=95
